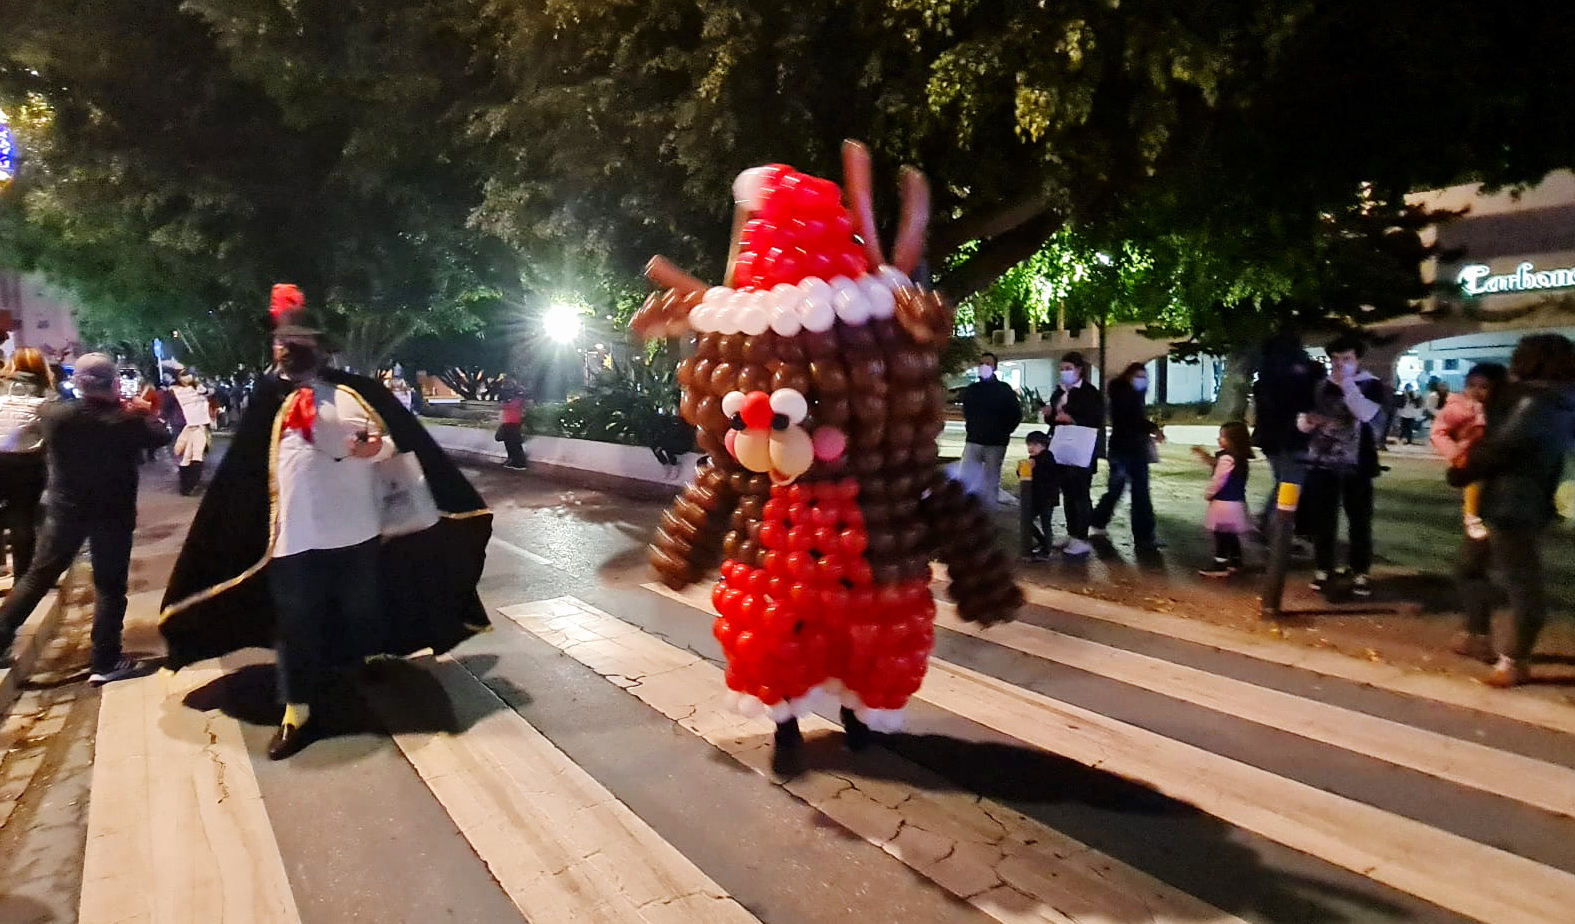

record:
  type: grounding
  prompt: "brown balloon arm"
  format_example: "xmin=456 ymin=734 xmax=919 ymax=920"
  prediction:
xmin=920 ymin=484 xmax=1018 ymax=626
xmin=645 ymin=256 xmax=710 ymax=295
xmin=841 ymin=140 xmax=886 ymax=272
xmin=652 ymin=475 xmax=740 ymax=588
xmin=891 ymin=167 xmax=931 ymax=276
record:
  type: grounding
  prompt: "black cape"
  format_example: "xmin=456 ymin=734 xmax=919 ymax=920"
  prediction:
xmin=159 ymin=368 xmax=492 ymax=670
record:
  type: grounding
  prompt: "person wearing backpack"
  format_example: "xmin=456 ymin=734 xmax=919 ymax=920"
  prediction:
xmin=0 ymin=348 xmax=57 ymax=580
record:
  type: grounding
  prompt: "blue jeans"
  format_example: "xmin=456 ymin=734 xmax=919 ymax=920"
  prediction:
xmin=268 ymin=539 xmax=384 ymax=705
xmin=1259 ymin=450 xmax=1307 ymax=533
xmin=958 ymin=443 xmax=1008 ymax=510
xmin=1091 ymin=453 xmax=1155 ymax=544
xmin=0 ymin=507 xmax=133 ymax=673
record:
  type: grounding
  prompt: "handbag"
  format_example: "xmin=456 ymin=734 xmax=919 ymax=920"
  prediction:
xmin=494 ymin=425 xmax=506 ymax=442
xmin=378 ymin=451 xmax=442 ymax=537
xmin=1146 ymin=435 xmax=1162 ymax=464
xmin=1049 ymin=424 xmax=1098 ymax=468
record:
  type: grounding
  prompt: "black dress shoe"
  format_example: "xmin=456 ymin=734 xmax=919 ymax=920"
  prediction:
xmin=267 ymin=722 xmax=311 ymax=761
xmin=840 ymin=707 xmax=873 ymax=752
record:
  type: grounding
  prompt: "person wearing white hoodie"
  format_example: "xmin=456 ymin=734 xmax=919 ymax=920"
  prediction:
xmin=1297 ymin=335 xmax=1391 ymax=597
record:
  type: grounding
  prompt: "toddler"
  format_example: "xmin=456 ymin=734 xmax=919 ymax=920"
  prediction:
xmin=1430 ymin=364 xmax=1507 ymax=541
xmin=1019 ymin=431 xmax=1060 ymax=560
xmin=1194 ymin=421 xmax=1253 ymax=577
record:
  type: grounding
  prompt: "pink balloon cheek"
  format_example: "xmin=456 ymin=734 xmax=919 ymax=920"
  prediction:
xmin=812 ymin=427 xmax=847 ymax=462
xmin=725 ymin=428 xmax=739 ymax=459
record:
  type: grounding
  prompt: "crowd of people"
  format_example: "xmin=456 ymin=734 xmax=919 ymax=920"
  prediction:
xmin=968 ymin=330 xmax=1575 ymax=688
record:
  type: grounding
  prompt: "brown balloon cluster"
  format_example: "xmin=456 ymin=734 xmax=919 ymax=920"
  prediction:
xmin=648 ymin=308 xmax=1021 ymax=625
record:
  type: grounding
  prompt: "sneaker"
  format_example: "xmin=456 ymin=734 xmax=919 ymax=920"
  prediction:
xmin=88 ymin=658 xmax=140 ymax=686
xmin=1198 ymin=562 xmax=1237 ymax=578
xmin=1464 ymin=516 xmax=1488 ymax=541
xmin=1309 ymin=571 xmax=1331 ymax=592
xmin=1062 ymin=539 xmax=1093 ymax=558
xmin=1351 ymin=574 xmax=1372 ymax=598
xmin=1484 ymin=655 xmax=1529 ymax=689
xmin=1449 ymin=631 xmax=1497 ymax=664
xmin=1088 ymin=526 xmax=1107 ymax=538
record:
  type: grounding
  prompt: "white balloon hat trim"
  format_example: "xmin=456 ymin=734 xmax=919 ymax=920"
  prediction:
xmin=690 ymin=266 xmax=913 ymax=337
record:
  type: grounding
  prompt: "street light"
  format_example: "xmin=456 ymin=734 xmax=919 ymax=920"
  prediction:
xmin=543 ymin=303 xmax=582 ymax=344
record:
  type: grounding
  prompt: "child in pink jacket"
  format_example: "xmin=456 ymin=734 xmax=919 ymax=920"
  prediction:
xmin=1429 ymin=364 xmax=1507 ymax=540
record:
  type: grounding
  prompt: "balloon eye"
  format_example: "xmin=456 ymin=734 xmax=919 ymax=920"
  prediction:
xmin=769 ymin=387 xmax=809 ymax=425
xmin=721 ymin=391 xmax=748 ymax=417
xmin=729 ymin=414 xmax=747 ymax=431
xmin=771 ymin=413 xmax=790 ymax=431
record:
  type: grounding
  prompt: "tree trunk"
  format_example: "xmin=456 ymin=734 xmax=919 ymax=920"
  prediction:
xmin=935 ymin=212 xmax=1065 ymax=301
xmin=1215 ymin=348 xmax=1255 ymax=421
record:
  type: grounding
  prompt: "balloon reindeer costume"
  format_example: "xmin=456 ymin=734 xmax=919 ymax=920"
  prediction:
xmin=634 ymin=141 xmax=1023 ymax=762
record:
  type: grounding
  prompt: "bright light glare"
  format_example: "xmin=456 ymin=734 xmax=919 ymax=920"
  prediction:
xmin=543 ymin=303 xmax=582 ymax=344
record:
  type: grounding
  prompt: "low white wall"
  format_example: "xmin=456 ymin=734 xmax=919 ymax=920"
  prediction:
xmin=426 ymin=423 xmax=700 ymax=487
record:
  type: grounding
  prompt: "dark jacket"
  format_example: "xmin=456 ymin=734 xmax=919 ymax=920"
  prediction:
xmin=41 ymin=396 xmax=171 ymax=521
xmin=1043 ymin=381 xmax=1106 ymax=465
xmin=1303 ymin=372 xmax=1389 ymax=477
xmin=1252 ymin=359 xmax=1321 ymax=455
xmin=1105 ymin=379 xmax=1160 ymax=459
xmin=1027 ymin=451 xmax=1059 ymax=509
xmin=1449 ymin=381 xmax=1575 ymax=528
xmin=962 ymin=377 xmax=1021 ymax=446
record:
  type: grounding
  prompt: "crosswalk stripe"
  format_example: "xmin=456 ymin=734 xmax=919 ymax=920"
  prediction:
xmin=79 ymin=661 xmax=303 ymax=924
xmin=993 ymin=574 xmax=1575 ymax=737
xmin=935 ymin=602 xmax=1575 ymax=818
xmin=361 ymin=651 xmax=761 ymax=924
xmin=506 ymin=595 xmax=1250 ymax=924
xmin=654 ymin=580 xmax=1575 ymax=924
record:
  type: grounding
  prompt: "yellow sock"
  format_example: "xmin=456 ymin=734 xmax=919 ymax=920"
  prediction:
xmin=1463 ymin=482 xmax=1482 ymax=519
xmin=282 ymin=702 xmax=311 ymax=728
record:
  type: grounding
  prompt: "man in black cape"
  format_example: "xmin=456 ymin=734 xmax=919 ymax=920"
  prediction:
xmin=159 ymin=285 xmax=491 ymax=758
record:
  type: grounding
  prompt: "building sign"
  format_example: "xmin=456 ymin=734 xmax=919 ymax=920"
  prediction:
xmin=1457 ymin=261 xmax=1575 ymax=296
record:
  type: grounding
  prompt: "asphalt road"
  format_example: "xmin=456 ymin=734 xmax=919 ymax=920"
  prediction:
xmin=3 ymin=450 xmax=1574 ymax=924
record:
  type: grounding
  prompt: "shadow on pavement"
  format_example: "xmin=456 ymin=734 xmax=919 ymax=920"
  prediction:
xmin=783 ymin=728 xmax=1413 ymax=924
xmin=181 ymin=658 xmax=492 ymax=744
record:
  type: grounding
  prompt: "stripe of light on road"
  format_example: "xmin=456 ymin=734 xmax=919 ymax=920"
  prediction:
xmin=490 ymin=537 xmax=554 ymax=567
xmin=934 ymin=602 xmax=1575 ymax=818
xmin=79 ymin=663 xmax=302 ymax=924
xmin=360 ymin=652 xmax=760 ymax=924
xmin=963 ymin=568 xmax=1575 ymax=737
xmin=507 ymin=594 xmax=1249 ymax=924
xmin=657 ymin=580 xmax=1575 ymax=924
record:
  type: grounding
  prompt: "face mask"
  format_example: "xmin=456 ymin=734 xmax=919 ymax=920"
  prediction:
xmin=1132 ymin=377 xmax=1148 ymax=392
xmin=977 ymin=364 xmax=995 ymax=380
xmin=1343 ymin=361 xmax=1358 ymax=377
xmin=1060 ymin=370 xmax=1080 ymax=387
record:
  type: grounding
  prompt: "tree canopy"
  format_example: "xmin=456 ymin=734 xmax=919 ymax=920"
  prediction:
xmin=3 ymin=0 xmax=1574 ymax=369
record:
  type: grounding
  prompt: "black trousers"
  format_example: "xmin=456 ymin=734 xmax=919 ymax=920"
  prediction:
xmin=0 ymin=455 xmax=46 ymax=577
xmin=499 ymin=423 xmax=527 ymax=466
xmin=1302 ymin=468 xmax=1374 ymax=574
xmin=267 ymin=539 xmax=384 ymax=705
xmin=1212 ymin=531 xmax=1243 ymax=566
xmin=1057 ymin=464 xmax=1095 ymax=540
xmin=1458 ymin=527 xmax=1546 ymax=660
xmin=0 ymin=506 xmax=133 ymax=673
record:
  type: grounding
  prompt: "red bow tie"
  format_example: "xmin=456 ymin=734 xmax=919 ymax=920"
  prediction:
xmin=283 ymin=388 xmax=317 ymax=443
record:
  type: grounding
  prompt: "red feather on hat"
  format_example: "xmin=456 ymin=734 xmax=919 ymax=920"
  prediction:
xmin=270 ymin=284 xmax=306 ymax=324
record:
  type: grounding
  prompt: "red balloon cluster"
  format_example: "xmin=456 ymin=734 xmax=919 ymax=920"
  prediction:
xmin=710 ymin=478 xmax=936 ymax=711
xmin=732 ymin=166 xmax=870 ymax=290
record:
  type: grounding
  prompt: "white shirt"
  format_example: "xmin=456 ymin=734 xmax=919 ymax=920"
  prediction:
xmin=273 ymin=384 xmax=396 ymax=558
xmin=173 ymin=384 xmax=212 ymax=427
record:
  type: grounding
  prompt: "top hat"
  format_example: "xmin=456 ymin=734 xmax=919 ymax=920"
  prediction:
xmin=269 ymin=284 xmax=321 ymax=338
